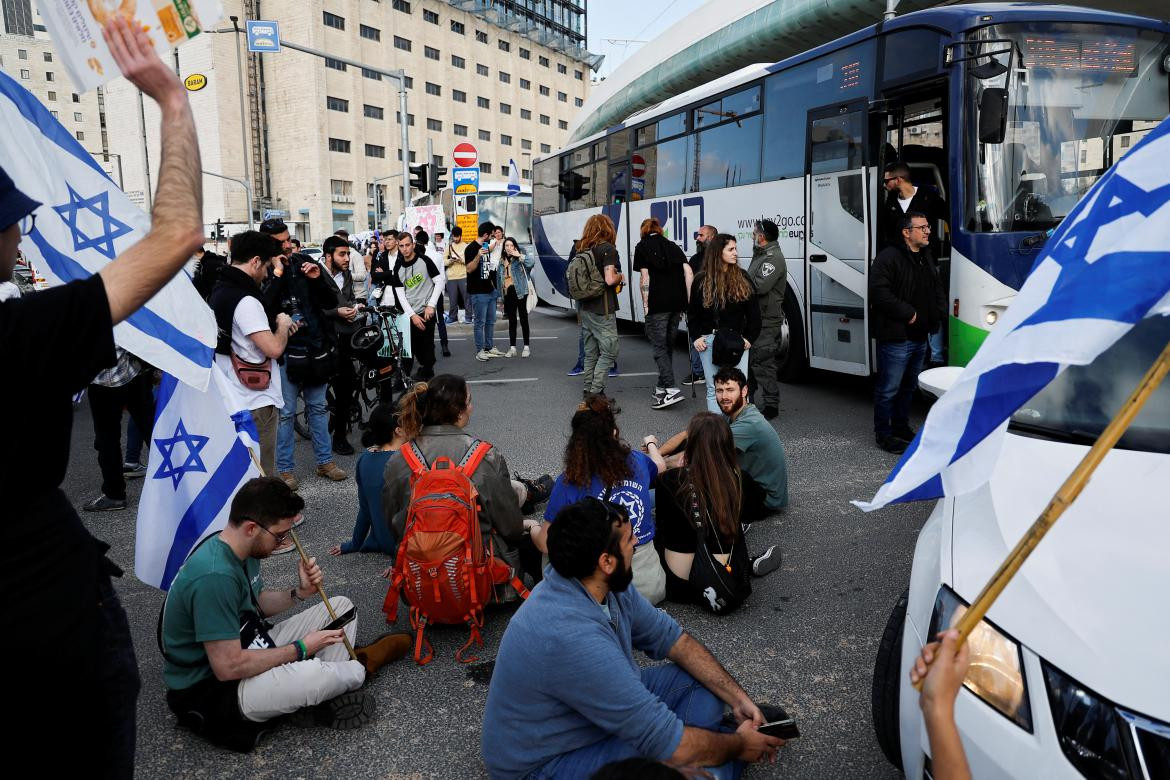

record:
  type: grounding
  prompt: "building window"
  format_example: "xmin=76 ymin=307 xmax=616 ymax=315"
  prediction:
xmin=425 ymin=82 xmax=441 ymax=96
xmin=451 ymin=54 xmax=465 ymax=68
xmin=454 ymin=124 xmax=468 ymax=137
xmin=540 ymin=143 xmax=551 ymax=153
xmin=331 ymin=180 xmax=353 ymax=199
xmin=451 ymin=20 xmax=464 ymax=34
xmin=325 ymin=57 xmax=346 ymax=71
xmin=425 ymin=45 xmax=439 ymax=60
xmin=43 ymin=51 xmax=52 ymax=62
xmin=396 ymin=149 xmax=418 ymax=162
xmin=539 ymin=55 xmax=549 ymax=67
xmin=501 ymin=134 xmax=512 ymax=146
xmin=403 ymin=76 xmax=413 ymax=88
xmin=575 ymin=70 xmax=584 ymax=80
xmin=481 ymin=163 xmax=492 ymax=174
xmin=393 ymin=35 xmax=411 ymax=51
xmin=519 ymin=47 xmax=530 ymax=60
xmin=365 ymin=144 xmax=386 ymax=158
xmin=17 ymin=49 xmax=27 ymax=60
xmin=75 ymin=131 xmax=84 ymax=141
xmin=557 ymin=63 xmax=567 ymax=74
xmin=364 ymin=104 xmax=384 ymax=119
xmin=452 ymin=89 xmax=466 ymax=103
xmin=521 ymin=138 xmax=532 ymax=150
xmin=392 ymin=0 xmax=411 ymax=12
xmin=539 ymin=114 xmax=550 ymax=125
xmin=326 ymin=96 xmax=349 ymax=112
xmin=362 ymin=68 xmax=382 ymax=81
xmin=423 ymin=9 xmax=438 ymax=24
xmin=477 ymin=96 xmax=490 ymax=109
xmin=328 ymin=137 xmax=351 ymax=153
xmin=575 ymin=97 xmax=583 ymax=107
xmin=478 ymin=129 xmax=491 ymax=141
xmin=539 ymin=85 xmax=549 ymax=96
xmin=519 ymin=78 xmax=530 ymax=90
xmin=50 ymin=110 xmax=58 ymax=118
xmin=499 ymin=71 xmax=510 ymax=84
xmin=475 ymin=30 xmax=488 ymax=44
xmin=72 ymin=93 xmax=80 ymax=102
xmin=360 ymin=24 xmax=380 ymax=41
xmin=522 ymin=169 xmax=531 ymax=179
xmin=498 ymin=39 xmax=510 ymax=52
xmin=73 ymin=111 xmax=83 ymax=122
xmin=558 ymin=120 xmax=568 ymax=130
xmin=520 ymin=108 xmax=532 ymax=120
xmin=45 ymin=71 xmax=54 ymax=82
xmin=323 ymin=11 xmax=344 ymax=30
xmin=396 ymin=112 xmax=415 ymax=126
xmin=5 ymin=0 xmax=33 ymax=37
xmin=19 ymin=69 xmax=29 ymax=80
xmin=476 ymin=63 xmax=489 ymax=77
xmin=46 ymin=90 xmax=56 ymax=101
xmin=427 ymin=118 xmax=442 ymax=131
xmin=500 ymin=102 xmax=512 ymax=115
xmin=558 ymin=91 xmax=567 ymax=102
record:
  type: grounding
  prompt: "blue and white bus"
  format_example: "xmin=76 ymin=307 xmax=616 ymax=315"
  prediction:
xmin=531 ymin=3 xmax=1170 ymax=378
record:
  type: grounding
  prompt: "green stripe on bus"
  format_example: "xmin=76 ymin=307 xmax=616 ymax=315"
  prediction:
xmin=949 ymin=316 xmax=988 ymax=367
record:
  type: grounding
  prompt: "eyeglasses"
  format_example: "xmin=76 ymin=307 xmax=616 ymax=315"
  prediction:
xmin=18 ymin=213 xmax=36 ymax=236
xmin=255 ymin=523 xmax=292 ymax=545
xmin=883 ymin=177 xmax=900 ymax=184
xmin=909 ymin=224 xmax=931 ymax=232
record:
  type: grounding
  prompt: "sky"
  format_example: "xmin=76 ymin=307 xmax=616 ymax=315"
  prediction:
xmin=587 ymin=0 xmax=710 ymax=79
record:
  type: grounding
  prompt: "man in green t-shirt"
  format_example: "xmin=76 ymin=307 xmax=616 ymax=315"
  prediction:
xmin=714 ymin=366 xmax=789 ymax=512
xmin=161 ymin=478 xmax=408 ymax=750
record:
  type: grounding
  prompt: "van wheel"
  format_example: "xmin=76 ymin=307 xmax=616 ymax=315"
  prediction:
xmin=872 ymin=588 xmax=908 ymax=772
xmin=777 ymin=293 xmax=807 ymax=383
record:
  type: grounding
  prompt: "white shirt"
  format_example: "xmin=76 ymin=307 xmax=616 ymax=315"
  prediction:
xmin=213 ymin=296 xmax=284 ymax=412
xmin=897 ymin=186 xmax=918 ymax=213
xmin=489 ymin=238 xmax=504 ymax=271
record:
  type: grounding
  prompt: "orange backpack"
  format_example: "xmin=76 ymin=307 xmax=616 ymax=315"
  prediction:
xmin=382 ymin=440 xmax=528 ymax=664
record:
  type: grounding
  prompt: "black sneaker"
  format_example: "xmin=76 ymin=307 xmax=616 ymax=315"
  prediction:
xmin=122 ymin=462 xmax=146 ymax=478
xmin=442 ymin=346 xmax=452 ymax=357
xmin=762 ymin=406 xmax=779 ymax=420
xmin=83 ymin=495 xmax=127 ymax=512
xmin=751 ymin=545 xmax=782 ymax=578
xmin=332 ymin=437 xmax=355 ymax=456
xmin=295 ymin=691 xmax=375 ymax=730
xmin=682 ymin=373 xmax=705 ymax=386
xmin=517 ymin=473 xmax=554 ymax=514
xmin=893 ymin=426 xmax=917 ymax=442
xmin=652 ymin=388 xmax=684 ymax=410
xmin=876 ymin=435 xmax=909 ymax=455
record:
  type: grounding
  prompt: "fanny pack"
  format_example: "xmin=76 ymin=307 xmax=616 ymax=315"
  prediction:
xmin=285 ymin=343 xmax=337 ymax=386
xmin=229 ymin=352 xmax=271 ymax=390
xmin=712 ymin=325 xmax=745 ymax=368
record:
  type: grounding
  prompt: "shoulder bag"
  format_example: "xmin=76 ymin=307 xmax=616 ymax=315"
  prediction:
xmin=711 ymin=306 xmax=746 ymax=368
xmin=686 ymin=486 xmax=751 ymax=614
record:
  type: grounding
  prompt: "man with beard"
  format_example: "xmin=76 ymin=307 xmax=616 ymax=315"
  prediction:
xmin=320 ymin=235 xmax=361 ymax=456
xmin=482 ymin=497 xmax=785 ymax=779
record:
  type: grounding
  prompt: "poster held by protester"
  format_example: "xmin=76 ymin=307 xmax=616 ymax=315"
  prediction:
xmin=404 ymin=204 xmax=446 ymax=243
xmin=38 ymin=0 xmax=224 ymax=92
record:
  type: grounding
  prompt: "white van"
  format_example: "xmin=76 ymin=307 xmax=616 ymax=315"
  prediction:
xmin=870 ymin=314 xmax=1170 ymax=779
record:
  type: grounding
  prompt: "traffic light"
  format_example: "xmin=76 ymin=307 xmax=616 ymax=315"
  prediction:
xmin=409 ymin=163 xmax=430 ymax=192
xmin=559 ymin=170 xmax=590 ymax=203
xmin=214 ymin=220 xmax=225 ymax=241
xmin=429 ymin=164 xmax=448 ymax=194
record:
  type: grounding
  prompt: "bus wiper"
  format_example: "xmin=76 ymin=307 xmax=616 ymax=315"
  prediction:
xmin=1008 ymin=419 xmax=1100 ymax=445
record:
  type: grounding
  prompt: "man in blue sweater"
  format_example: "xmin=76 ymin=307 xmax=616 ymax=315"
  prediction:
xmin=482 ymin=498 xmax=785 ymax=779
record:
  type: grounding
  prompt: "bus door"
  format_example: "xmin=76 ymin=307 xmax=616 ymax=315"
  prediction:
xmin=805 ymin=102 xmax=872 ymax=375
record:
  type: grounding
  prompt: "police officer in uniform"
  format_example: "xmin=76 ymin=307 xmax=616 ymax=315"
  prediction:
xmin=747 ymin=219 xmax=785 ymax=420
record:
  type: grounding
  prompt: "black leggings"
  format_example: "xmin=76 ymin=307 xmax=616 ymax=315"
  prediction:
xmin=504 ymin=286 xmax=530 ymax=346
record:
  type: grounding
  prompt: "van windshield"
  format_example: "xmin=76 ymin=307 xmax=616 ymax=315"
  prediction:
xmin=1011 ymin=315 xmax=1170 ymax=453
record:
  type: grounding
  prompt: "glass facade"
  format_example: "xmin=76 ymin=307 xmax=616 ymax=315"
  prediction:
xmin=449 ymin=0 xmax=587 ymax=54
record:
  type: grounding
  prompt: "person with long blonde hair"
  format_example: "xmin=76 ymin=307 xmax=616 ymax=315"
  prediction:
xmin=575 ymin=214 xmax=624 ymax=406
xmin=688 ymin=233 xmax=761 ymax=412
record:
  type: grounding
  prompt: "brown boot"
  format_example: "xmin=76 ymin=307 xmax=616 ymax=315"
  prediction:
xmin=279 ymin=472 xmax=299 ymax=491
xmin=316 ymin=462 xmax=348 ymax=481
xmin=355 ymin=632 xmax=412 ymax=675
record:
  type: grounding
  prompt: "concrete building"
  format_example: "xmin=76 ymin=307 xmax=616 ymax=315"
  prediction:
xmin=102 ymin=0 xmax=595 ymax=241
xmin=0 ymin=1 xmax=113 ymax=184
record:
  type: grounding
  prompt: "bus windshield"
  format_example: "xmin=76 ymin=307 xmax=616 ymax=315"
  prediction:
xmin=480 ymin=193 xmax=534 ymax=245
xmin=966 ymin=24 xmax=1169 ymax=234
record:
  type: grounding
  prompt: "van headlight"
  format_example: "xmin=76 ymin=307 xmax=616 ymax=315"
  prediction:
xmin=929 ymin=586 xmax=1032 ymax=731
xmin=1042 ymin=662 xmax=1144 ymax=780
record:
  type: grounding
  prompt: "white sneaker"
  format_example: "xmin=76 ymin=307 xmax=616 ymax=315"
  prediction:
xmin=487 ymin=347 xmax=506 ymax=358
xmin=652 ymin=388 xmax=685 ymax=410
xmin=475 ymin=350 xmax=490 ymax=362
xmin=505 ymin=346 xmax=517 ymax=358
xmin=521 ymin=345 xmax=530 ymax=358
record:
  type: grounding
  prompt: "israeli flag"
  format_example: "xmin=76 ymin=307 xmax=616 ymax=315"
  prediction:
xmin=856 ymin=116 xmax=1170 ymax=512
xmin=135 ymin=370 xmax=261 ymax=590
xmin=0 ymin=70 xmax=216 ymax=390
xmin=507 ymin=158 xmax=521 ymax=196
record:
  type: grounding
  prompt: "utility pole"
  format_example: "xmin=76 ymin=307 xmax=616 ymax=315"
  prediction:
xmin=229 ymin=16 xmax=254 ymax=228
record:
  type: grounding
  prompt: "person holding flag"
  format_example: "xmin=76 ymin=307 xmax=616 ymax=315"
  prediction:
xmin=0 ymin=17 xmax=205 ymax=776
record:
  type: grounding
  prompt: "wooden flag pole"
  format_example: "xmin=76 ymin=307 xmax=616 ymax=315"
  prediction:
xmin=245 ymin=448 xmax=358 ymax=661
xmin=915 ymin=337 xmax=1170 ymax=691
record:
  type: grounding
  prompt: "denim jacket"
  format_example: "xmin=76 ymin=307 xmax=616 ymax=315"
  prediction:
xmin=496 ymin=251 xmax=535 ymax=298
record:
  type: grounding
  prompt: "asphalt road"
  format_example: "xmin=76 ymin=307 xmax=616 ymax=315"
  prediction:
xmin=63 ymin=307 xmax=934 ymax=779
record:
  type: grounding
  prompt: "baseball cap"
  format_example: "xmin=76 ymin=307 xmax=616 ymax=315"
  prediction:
xmin=0 ymin=166 xmax=40 ymax=232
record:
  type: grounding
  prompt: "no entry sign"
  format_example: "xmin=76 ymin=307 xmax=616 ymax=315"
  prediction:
xmin=453 ymin=143 xmax=478 ymax=168
xmin=631 ymin=154 xmax=646 ymax=178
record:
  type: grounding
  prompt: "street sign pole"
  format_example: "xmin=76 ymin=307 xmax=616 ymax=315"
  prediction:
xmin=229 ymin=16 xmax=254 ymax=229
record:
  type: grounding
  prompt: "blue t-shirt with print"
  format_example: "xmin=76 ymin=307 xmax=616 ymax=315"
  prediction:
xmin=544 ymin=450 xmax=658 ymax=545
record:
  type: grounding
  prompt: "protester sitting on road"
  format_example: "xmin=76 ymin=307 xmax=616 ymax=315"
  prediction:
xmin=382 ymin=375 xmax=551 ymax=584
xmin=482 ymin=497 xmax=786 ymax=779
xmin=330 ymin=404 xmax=405 ymax=559
xmin=499 ymin=236 xmax=535 ymax=358
xmin=162 ymin=478 xmax=410 ymax=752
xmin=688 ymin=233 xmax=761 ymax=413
xmin=647 ymin=413 xmax=781 ymax=605
xmin=910 ymin=630 xmax=973 ymax=780
xmin=532 ymin=395 xmax=666 ymax=605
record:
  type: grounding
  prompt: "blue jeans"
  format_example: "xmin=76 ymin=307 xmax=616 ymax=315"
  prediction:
xmin=873 ymin=339 xmax=928 ymax=439
xmin=277 ymin=363 xmax=332 ymax=472
xmin=928 ymin=329 xmax=945 ymax=364
xmin=534 ymin=664 xmax=742 ymax=780
xmin=471 ymin=292 xmax=497 ymax=351
xmin=697 ymin=334 xmax=750 ymax=413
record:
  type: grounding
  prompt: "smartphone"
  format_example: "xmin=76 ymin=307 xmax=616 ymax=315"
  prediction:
xmin=759 ymin=718 xmax=801 ymax=740
xmin=323 ymin=606 xmax=356 ymax=631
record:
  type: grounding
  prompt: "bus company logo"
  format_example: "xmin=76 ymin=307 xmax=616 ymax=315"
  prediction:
xmin=650 ymin=197 xmax=705 ymax=253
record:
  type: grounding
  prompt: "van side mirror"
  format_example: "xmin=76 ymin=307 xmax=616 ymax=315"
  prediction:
xmin=979 ymin=88 xmax=1009 ymax=144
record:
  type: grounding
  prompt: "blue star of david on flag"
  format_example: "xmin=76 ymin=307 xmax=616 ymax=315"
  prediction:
xmin=52 ymin=183 xmax=133 ymax=259
xmin=153 ymin=419 xmax=211 ymax=489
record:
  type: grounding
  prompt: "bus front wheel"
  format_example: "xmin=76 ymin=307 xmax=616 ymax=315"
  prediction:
xmin=777 ymin=294 xmax=807 ymax=383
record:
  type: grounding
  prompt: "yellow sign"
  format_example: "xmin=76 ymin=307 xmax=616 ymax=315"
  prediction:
xmin=455 ymin=182 xmax=477 ymax=195
xmin=184 ymin=73 xmax=208 ymax=92
xmin=455 ymin=211 xmax=478 ymax=241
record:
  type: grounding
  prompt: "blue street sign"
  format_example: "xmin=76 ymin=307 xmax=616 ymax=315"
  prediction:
xmin=453 ymin=166 xmax=480 ymax=195
xmin=246 ymin=20 xmax=280 ymax=53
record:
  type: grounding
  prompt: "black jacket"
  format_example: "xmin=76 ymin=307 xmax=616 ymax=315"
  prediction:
xmin=193 ymin=250 xmax=227 ymax=300
xmin=263 ymin=253 xmax=338 ymax=350
xmin=633 ymin=233 xmax=688 ymax=315
xmin=208 ymin=265 xmax=276 ymax=357
xmin=882 ymin=186 xmax=948 ymax=251
xmin=687 ymin=269 xmax=762 ymax=345
xmin=320 ymin=262 xmax=358 ymax=336
xmin=868 ymin=242 xmax=945 ymax=342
